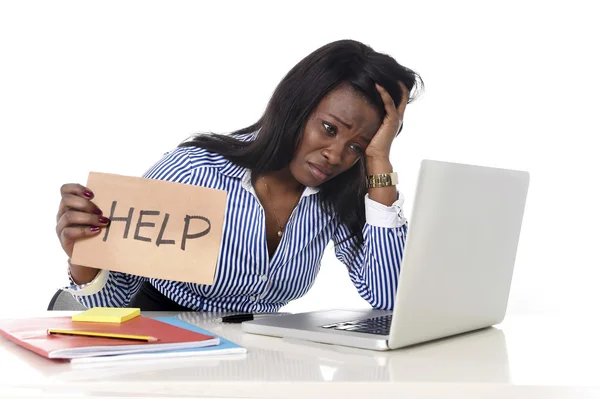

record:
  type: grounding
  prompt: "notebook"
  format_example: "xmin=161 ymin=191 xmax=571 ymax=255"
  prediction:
xmin=70 ymin=317 xmax=247 ymax=364
xmin=0 ymin=315 xmax=219 ymax=359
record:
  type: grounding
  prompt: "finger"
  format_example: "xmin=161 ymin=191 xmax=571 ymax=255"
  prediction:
xmin=61 ymin=183 xmax=95 ymax=199
xmin=396 ymin=81 xmax=409 ymax=116
xmin=60 ymin=226 xmax=103 ymax=256
xmin=60 ymin=225 xmax=104 ymax=241
xmin=375 ymin=84 xmax=399 ymax=120
xmin=56 ymin=210 xmax=110 ymax=236
xmin=57 ymin=193 xmax=103 ymax=223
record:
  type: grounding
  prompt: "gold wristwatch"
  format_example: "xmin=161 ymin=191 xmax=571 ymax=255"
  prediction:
xmin=366 ymin=172 xmax=398 ymax=188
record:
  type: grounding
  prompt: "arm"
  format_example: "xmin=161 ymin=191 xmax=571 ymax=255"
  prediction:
xmin=333 ymin=192 xmax=407 ymax=309
xmin=334 ymin=80 xmax=410 ymax=308
xmin=64 ymin=147 xmax=193 ymax=307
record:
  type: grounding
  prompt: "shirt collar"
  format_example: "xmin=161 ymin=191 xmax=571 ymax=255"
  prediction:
xmin=218 ymin=161 xmax=247 ymax=179
xmin=218 ymin=161 xmax=320 ymax=198
xmin=239 ymin=169 xmax=320 ymax=199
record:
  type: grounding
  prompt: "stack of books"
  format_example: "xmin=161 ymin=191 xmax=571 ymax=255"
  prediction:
xmin=0 ymin=308 xmax=246 ymax=364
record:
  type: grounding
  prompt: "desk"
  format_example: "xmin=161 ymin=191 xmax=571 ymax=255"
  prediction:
xmin=0 ymin=311 xmax=598 ymax=398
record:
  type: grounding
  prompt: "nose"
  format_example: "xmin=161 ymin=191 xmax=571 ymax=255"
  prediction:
xmin=321 ymin=142 xmax=343 ymax=166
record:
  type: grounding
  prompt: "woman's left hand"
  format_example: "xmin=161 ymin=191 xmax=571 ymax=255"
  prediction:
xmin=365 ymin=81 xmax=409 ymax=161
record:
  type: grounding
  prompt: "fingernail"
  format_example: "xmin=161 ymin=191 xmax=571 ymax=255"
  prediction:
xmin=99 ymin=217 xmax=110 ymax=224
xmin=90 ymin=226 xmax=100 ymax=232
xmin=93 ymin=208 xmax=102 ymax=215
xmin=83 ymin=190 xmax=93 ymax=198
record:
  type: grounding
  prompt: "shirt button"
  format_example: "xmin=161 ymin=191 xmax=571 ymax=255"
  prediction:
xmin=249 ymin=296 xmax=256 ymax=301
xmin=260 ymin=275 xmax=268 ymax=282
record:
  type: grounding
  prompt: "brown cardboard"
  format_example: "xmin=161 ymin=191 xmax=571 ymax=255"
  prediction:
xmin=71 ymin=172 xmax=228 ymax=285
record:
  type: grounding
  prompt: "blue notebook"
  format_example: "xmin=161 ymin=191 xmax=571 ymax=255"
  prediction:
xmin=70 ymin=316 xmax=246 ymax=364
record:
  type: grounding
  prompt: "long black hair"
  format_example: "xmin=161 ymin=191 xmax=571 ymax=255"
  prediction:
xmin=180 ymin=39 xmax=424 ymax=248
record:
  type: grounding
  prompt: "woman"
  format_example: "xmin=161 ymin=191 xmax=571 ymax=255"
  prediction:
xmin=56 ymin=39 xmax=424 ymax=312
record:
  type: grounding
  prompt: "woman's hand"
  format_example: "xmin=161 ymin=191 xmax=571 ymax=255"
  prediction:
xmin=364 ymin=81 xmax=409 ymax=162
xmin=364 ymin=81 xmax=409 ymax=207
xmin=56 ymin=184 xmax=109 ymax=284
xmin=56 ymin=184 xmax=109 ymax=257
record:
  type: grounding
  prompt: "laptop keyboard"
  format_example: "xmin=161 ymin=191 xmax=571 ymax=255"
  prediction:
xmin=320 ymin=314 xmax=393 ymax=336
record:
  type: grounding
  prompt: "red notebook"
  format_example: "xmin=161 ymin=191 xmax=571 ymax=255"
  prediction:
xmin=0 ymin=315 xmax=218 ymax=360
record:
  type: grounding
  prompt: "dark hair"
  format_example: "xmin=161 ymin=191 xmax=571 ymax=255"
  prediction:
xmin=180 ymin=39 xmax=424 ymax=249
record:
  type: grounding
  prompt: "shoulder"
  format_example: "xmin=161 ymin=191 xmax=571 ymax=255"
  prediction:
xmin=174 ymin=131 xmax=256 ymax=169
xmin=176 ymin=146 xmax=230 ymax=169
xmin=160 ymin=145 xmax=230 ymax=170
xmin=143 ymin=145 xmax=229 ymax=183
xmin=144 ymin=132 xmax=255 ymax=182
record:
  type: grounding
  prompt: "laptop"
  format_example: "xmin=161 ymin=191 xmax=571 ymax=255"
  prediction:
xmin=242 ymin=159 xmax=530 ymax=350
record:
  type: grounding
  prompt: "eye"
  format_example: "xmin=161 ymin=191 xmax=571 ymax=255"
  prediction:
xmin=349 ymin=144 xmax=364 ymax=154
xmin=322 ymin=122 xmax=336 ymax=136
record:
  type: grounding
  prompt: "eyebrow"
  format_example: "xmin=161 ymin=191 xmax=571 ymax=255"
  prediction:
xmin=357 ymin=136 xmax=371 ymax=145
xmin=327 ymin=113 xmax=353 ymax=129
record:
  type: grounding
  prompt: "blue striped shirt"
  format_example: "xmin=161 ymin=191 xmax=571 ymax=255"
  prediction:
xmin=67 ymin=145 xmax=408 ymax=312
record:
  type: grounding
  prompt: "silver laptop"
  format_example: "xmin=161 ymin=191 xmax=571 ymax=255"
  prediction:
xmin=243 ymin=159 xmax=529 ymax=350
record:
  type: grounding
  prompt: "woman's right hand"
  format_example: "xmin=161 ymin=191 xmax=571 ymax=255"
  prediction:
xmin=56 ymin=183 xmax=110 ymax=284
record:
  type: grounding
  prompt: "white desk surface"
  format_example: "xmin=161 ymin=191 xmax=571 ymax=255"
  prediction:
xmin=0 ymin=311 xmax=598 ymax=398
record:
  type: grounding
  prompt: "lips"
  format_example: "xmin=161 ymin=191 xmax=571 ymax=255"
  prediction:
xmin=308 ymin=162 xmax=333 ymax=182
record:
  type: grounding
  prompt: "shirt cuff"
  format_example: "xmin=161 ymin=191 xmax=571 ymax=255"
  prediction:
xmin=365 ymin=192 xmax=408 ymax=229
xmin=66 ymin=269 xmax=110 ymax=297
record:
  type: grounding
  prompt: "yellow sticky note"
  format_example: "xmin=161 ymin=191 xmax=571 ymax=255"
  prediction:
xmin=72 ymin=307 xmax=141 ymax=323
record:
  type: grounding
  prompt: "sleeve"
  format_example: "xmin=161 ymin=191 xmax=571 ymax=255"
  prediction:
xmin=333 ymin=192 xmax=408 ymax=310
xmin=64 ymin=147 xmax=194 ymax=308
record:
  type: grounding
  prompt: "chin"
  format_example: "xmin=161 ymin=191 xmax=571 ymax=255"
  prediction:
xmin=295 ymin=174 xmax=319 ymax=188
xmin=291 ymin=161 xmax=336 ymax=188
xmin=290 ymin=169 xmax=319 ymax=188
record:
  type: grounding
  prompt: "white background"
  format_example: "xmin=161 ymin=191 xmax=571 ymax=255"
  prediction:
xmin=0 ymin=0 xmax=598 ymax=316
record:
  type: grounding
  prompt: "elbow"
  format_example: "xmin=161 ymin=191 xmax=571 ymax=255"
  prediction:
xmin=370 ymin=302 xmax=394 ymax=311
xmin=366 ymin=294 xmax=395 ymax=311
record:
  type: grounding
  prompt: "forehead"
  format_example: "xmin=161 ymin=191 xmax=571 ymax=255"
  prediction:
xmin=314 ymin=85 xmax=381 ymax=132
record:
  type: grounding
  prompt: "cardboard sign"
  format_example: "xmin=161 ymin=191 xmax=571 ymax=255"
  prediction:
xmin=71 ymin=172 xmax=228 ymax=285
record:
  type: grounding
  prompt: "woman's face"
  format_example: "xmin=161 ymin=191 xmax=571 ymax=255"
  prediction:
xmin=289 ymin=84 xmax=381 ymax=187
